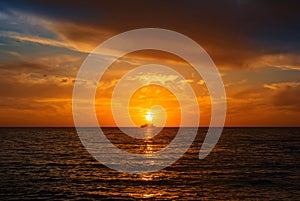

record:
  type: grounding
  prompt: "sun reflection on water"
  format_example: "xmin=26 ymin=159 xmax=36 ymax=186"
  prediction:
xmin=144 ymin=141 xmax=153 ymax=155
xmin=127 ymin=173 xmax=168 ymax=199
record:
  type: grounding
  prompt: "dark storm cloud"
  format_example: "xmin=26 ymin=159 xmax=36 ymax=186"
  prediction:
xmin=1 ymin=0 xmax=300 ymax=69
xmin=3 ymin=1 xmax=299 ymax=40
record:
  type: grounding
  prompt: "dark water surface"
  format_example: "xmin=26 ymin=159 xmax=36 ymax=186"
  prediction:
xmin=0 ymin=127 xmax=299 ymax=200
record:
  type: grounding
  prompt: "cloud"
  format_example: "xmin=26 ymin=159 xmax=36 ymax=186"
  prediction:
xmin=97 ymin=79 xmax=120 ymax=91
xmin=0 ymin=65 xmax=75 ymax=99
xmin=264 ymin=82 xmax=300 ymax=90
xmin=197 ymin=80 xmax=205 ymax=85
xmin=2 ymin=2 xmax=300 ymax=70
xmin=227 ymin=82 xmax=300 ymax=124
xmin=128 ymin=73 xmax=178 ymax=85
xmin=225 ymin=83 xmax=300 ymax=126
xmin=1 ymin=33 xmax=71 ymax=48
xmin=0 ymin=97 xmax=73 ymax=126
xmin=2 ymin=1 xmax=299 ymax=70
xmin=1 ymin=31 xmax=83 ymax=52
xmin=0 ymin=53 xmax=83 ymax=78
xmin=46 ymin=22 xmax=113 ymax=53
xmin=264 ymin=82 xmax=300 ymax=110
xmin=250 ymin=53 xmax=300 ymax=71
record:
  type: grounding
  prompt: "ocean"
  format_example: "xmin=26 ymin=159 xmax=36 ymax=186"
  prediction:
xmin=0 ymin=127 xmax=299 ymax=200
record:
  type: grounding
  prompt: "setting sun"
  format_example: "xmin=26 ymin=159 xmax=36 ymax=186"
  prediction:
xmin=145 ymin=111 xmax=153 ymax=122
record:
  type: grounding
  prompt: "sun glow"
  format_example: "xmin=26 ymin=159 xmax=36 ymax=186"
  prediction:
xmin=145 ymin=111 xmax=153 ymax=122
xmin=124 ymin=84 xmax=182 ymax=127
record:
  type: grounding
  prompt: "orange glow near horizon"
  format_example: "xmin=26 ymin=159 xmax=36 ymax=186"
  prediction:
xmin=94 ymin=49 xmax=208 ymax=127
xmin=128 ymin=85 xmax=181 ymax=127
xmin=95 ymin=83 xmax=183 ymax=127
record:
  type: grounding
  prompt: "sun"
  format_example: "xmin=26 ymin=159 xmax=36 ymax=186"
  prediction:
xmin=145 ymin=111 xmax=153 ymax=122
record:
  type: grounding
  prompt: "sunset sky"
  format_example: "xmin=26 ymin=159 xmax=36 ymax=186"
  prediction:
xmin=0 ymin=1 xmax=299 ymax=127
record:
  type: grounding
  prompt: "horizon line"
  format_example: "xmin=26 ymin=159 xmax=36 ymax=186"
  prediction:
xmin=0 ymin=126 xmax=299 ymax=128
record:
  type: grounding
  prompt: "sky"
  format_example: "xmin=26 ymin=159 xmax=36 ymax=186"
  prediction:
xmin=0 ymin=0 xmax=299 ymax=127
